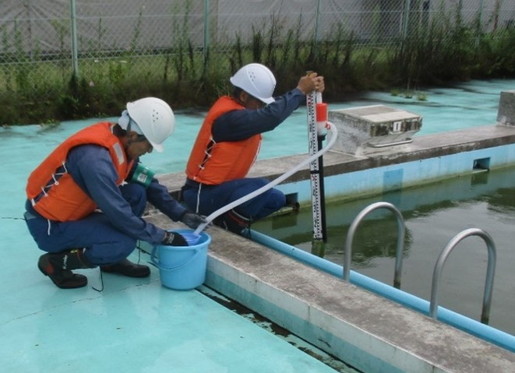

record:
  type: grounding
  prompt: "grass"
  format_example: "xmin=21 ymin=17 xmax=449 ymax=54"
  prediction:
xmin=0 ymin=6 xmax=514 ymax=126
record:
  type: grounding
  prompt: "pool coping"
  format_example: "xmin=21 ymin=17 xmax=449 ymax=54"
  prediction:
xmin=158 ymin=123 xmax=515 ymax=202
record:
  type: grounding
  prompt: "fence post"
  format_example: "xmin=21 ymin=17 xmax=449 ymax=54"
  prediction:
xmin=204 ymin=0 xmax=210 ymax=61
xmin=402 ymin=0 xmax=411 ymax=39
xmin=313 ymin=0 xmax=321 ymax=50
xmin=476 ymin=0 xmax=484 ymax=47
xmin=70 ymin=0 xmax=79 ymax=77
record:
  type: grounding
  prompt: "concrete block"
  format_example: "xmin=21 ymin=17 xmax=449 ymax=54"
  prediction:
xmin=497 ymin=91 xmax=515 ymax=126
xmin=328 ymin=105 xmax=422 ymax=154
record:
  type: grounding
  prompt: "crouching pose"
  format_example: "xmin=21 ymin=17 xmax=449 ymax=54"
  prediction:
xmin=24 ymin=97 xmax=205 ymax=289
xmin=182 ymin=63 xmax=324 ymax=234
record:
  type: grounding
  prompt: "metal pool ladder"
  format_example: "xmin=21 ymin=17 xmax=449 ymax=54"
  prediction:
xmin=344 ymin=202 xmax=497 ymax=325
xmin=429 ymin=228 xmax=497 ymax=324
xmin=344 ymin=202 xmax=406 ymax=289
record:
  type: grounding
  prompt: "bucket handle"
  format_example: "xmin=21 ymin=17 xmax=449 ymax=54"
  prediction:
xmin=150 ymin=245 xmax=202 ymax=272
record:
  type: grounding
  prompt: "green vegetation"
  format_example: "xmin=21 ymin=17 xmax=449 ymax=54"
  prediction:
xmin=0 ymin=5 xmax=514 ymax=126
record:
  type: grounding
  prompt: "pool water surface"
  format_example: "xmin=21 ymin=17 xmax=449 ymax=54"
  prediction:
xmin=253 ymin=165 xmax=515 ymax=335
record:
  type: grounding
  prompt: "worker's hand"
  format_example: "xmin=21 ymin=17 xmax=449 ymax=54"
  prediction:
xmin=181 ymin=212 xmax=208 ymax=229
xmin=296 ymin=73 xmax=325 ymax=95
xmin=162 ymin=231 xmax=188 ymax=246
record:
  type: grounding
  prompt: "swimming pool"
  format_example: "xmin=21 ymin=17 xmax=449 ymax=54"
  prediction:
xmin=253 ymin=164 xmax=515 ymax=336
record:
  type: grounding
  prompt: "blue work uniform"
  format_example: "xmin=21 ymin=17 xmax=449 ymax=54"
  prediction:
xmin=25 ymin=145 xmax=187 ymax=265
xmin=182 ymin=88 xmax=305 ymax=221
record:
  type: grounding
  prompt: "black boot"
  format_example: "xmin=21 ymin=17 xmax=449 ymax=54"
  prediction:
xmin=100 ymin=258 xmax=150 ymax=278
xmin=38 ymin=248 xmax=94 ymax=289
xmin=214 ymin=209 xmax=251 ymax=235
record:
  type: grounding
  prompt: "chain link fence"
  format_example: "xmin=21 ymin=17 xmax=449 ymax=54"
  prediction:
xmin=1 ymin=0 xmax=514 ymax=123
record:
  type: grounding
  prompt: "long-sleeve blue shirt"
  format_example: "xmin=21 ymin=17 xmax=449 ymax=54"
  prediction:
xmin=64 ymin=145 xmax=186 ymax=244
xmin=211 ymin=88 xmax=305 ymax=142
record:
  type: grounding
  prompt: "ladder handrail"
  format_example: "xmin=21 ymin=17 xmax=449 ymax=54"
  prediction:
xmin=429 ymin=228 xmax=497 ymax=324
xmin=344 ymin=202 xmax=406 ymax=288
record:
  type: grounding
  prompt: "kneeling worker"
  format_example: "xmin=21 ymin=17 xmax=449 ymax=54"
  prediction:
xmin=182 ymin=63 xmax=324 ymax=234
xmin=25 ymin=97 xmax=206 ymax=289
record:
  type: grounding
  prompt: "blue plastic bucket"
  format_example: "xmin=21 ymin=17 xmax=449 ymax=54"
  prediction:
xmin=151 ymin=229 xmax=211 ymax=290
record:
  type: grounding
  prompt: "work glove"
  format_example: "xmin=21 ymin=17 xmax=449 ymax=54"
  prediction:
xmin=162 ymin=231 xmax=188 ymax=246
xmin=181 ymin=212 xmax=208 ymax=229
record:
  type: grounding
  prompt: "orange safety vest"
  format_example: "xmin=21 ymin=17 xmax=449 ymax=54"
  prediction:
xmin=26 ymin=122 xmax=134 ymax=221
xmin=186 ymin=96 xmax=262 ymax=185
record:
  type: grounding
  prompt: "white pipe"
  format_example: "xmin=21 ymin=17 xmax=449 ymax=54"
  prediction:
xmin=193 ymin=121 xmax=338 ymax=235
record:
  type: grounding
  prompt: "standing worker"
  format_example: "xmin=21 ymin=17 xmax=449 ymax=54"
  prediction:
xmin=25 ymin=97 xmax=206 ymax=289
xmin=182 ymin=63 xmax=324 ymax=235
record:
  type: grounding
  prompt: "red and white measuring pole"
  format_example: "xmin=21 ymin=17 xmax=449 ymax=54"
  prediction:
xmin=307 ymin=85 xmax=329 ymax=255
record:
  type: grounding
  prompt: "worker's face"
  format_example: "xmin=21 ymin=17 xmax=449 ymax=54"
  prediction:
xmin=126 ymin=132 xmax=153 ymax=160
xmin=239 ymin=91 xmax=265 ymax=110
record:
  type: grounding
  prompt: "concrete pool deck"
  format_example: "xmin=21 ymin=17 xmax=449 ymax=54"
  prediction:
xmin=155 ymin=123 xmax=515 ymax=372
xmin=1 ymin=229 xmax=343 ymax=373
xmin=147 ymin=219 xmax=515 ymax=373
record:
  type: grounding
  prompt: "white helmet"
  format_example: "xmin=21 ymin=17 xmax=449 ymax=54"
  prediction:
xmin=126 ymin=97 xmax=175 ymax=152
xmin=230 ymin=63 xmax=276 ymax=104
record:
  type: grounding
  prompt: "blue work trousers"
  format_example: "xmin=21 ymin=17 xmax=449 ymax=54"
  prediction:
xmin=182 ymin=177 xmax=285 ymax=220
xmin=25 ymin=183 xmax=146 ymax=265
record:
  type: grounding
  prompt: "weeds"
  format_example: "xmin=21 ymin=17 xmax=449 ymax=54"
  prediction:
xmin=0 ymin=3 xmax=514 ymax=125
